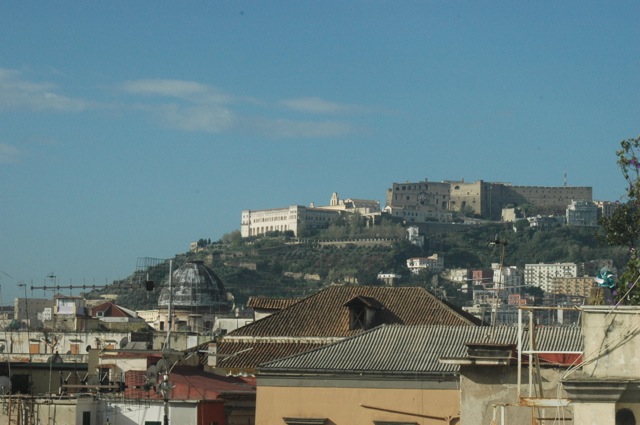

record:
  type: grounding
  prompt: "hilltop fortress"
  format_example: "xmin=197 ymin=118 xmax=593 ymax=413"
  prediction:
xmin=386 ymin=179 xmax=592 ymax=221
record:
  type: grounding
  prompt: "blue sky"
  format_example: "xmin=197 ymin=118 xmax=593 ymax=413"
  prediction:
xmin=0 ymin=1 xmax=638 ymax=302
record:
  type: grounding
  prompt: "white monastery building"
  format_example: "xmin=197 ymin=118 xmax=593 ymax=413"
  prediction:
xmin=241 ymin=192 xmax=380 ymax=238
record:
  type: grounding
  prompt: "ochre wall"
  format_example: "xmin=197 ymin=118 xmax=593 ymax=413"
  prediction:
xmin=256 ymin=385 xmax=459 ymax=425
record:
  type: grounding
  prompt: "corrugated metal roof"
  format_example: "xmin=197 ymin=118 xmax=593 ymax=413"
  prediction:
xmin=229 ymin=286 xmax=483 ymax=339
xmin=216 ymin=341 xmax=327 ymax=370
xmin=258 ymin=325 xmax=583 ymax=376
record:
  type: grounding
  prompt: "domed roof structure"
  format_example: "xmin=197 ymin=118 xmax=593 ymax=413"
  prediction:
xmin=157 ymin=260 xmax=230 ymax=311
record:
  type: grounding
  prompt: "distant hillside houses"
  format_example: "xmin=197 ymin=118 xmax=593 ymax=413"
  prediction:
xmin=406 ymin=254 xmax=444 ymax=274
xmin=566 ymin=199 xmax=599 ymax=226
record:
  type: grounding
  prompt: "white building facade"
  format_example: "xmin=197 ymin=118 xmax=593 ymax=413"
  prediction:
xmin=566 ymin=200 xmax=598 ymax=226
xmin=524 ymin=262 xmax=578 ymax=292
xmin=491 ymin=264 xmax=523 ymax=290
xmin=241 ymin=205 xmax=341 ymax=238
xmin=407 ymin=254 xmax=445 ymax=274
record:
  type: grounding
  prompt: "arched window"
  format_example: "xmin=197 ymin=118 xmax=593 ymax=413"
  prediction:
xmin=616 ymin=408 xmax=636 ymax=425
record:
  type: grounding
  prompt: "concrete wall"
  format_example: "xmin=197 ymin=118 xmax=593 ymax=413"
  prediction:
xmin=581 ymin=306 xmax=640 ymax=379
xmin=460 ymin=366 xmax=571 ymax=424
xmin=0 ymin=330 xmax=132 ymax=362
xmin=103 ymin=400 xmax=196 ymax=425
xmin=563 ymin=306 xmax=640 ymax=425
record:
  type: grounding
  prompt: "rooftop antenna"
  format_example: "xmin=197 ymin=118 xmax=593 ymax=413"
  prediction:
xmin=486 ymin=234 xmax=508 ymax=338
xmin=564 ymin=171 xmax=567 ymax=188
xmin=31 ymin=271 xmax=106 ymax=295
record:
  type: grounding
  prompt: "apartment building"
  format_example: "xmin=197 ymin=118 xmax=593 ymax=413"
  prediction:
xmin=595 ymin=200 xmax=619 ymax=220
xmin=550 ymin=276 xmax=594 ymax=297
xmin=444 ymin=268 xmax=471 ymax=283
xmin=491 ymin=264 xmax=523 ymax=290
xmin=524 ymin=262 xmax=578 ymax=292
xmin=566 ymin=200 xmax=599 ymax=226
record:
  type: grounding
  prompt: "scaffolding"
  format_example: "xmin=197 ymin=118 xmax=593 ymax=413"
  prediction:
xmin=2 ymin=394 xmax=35 ymax=425
xmin=491 ymin=305 xmax=580 ymax=424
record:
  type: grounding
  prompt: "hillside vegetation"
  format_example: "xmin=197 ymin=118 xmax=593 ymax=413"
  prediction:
xmin=86 ymin=220 xmax=627 ymax=311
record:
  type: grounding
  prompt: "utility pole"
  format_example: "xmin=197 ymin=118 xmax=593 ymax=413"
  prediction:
xmin=17 ymin=283 xmax=30 ymax=358
xmin=166 ymin=260 xmax=173 ymax=351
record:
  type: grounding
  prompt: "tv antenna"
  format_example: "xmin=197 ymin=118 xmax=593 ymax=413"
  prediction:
xmin=31 ymin=272 xmax=106 ymax=293
xmin=486 ymin=234 xmax=508 ymax=334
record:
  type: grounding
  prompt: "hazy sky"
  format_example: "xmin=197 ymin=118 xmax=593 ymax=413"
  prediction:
xmin=0 ymin=1 xmax=638 ymax=302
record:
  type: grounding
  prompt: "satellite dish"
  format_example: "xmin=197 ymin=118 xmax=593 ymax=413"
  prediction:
xmin=156 ymin=359 xmax=168 ymax=374
xmin=47 ymin=353 xmax=63 ymax=363
xmin=144 ymin=365 xmax=158 ymax=389
xmin=0 ymin=376 xmax=11 ymax=395
xmin=119 ymin=337 xmax=129 ymax=349
xmin=143 ymin=366 xmax=158 ymax=391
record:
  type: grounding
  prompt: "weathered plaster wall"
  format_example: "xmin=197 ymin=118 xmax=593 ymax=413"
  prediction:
xmin=460 ymin=366 xmax=571 ymax=424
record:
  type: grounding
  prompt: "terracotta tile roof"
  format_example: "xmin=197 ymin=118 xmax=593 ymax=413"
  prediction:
xmin=229 ymin=286 xmax=482 ymax=338
xmin=246 ymin=296 xmax=301 ymax=311
xmin=215 ymin=341 xmax=326 ymax=372
xmin=91 ymin=301 xmax=135 ymax=318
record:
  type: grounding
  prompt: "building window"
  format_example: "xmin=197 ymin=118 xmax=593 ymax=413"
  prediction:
xmin=373 ymin=422 xmax=418 ymax=425
xmin=616 ymin=408 xmax=636 ymax=425
xmin=344 ymin=296 xmax=382 ymax=330
xmin=350 ymin=304 xmax=366 ymax=330
xmin=283 ymin=419 xmax=327 ymax=425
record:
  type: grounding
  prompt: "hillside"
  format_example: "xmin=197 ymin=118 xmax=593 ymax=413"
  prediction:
xmin=86 ymin=222 xmax=627 ymax=311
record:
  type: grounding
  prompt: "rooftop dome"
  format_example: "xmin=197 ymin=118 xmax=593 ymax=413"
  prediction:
xmin=157 ymin=261 xmax=230 ymax=311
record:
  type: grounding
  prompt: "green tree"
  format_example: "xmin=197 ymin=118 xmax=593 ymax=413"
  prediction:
xmin=521 ymin=286 xmax=544 ymax=305
xmin=221 ymin=230 xmax=243 ymax=245
xmin=600 ymin=136 xmax=640 ymax=304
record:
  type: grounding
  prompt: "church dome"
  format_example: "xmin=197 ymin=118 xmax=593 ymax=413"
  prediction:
xmin=157 ymin=260 xmax=230 ymax=311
